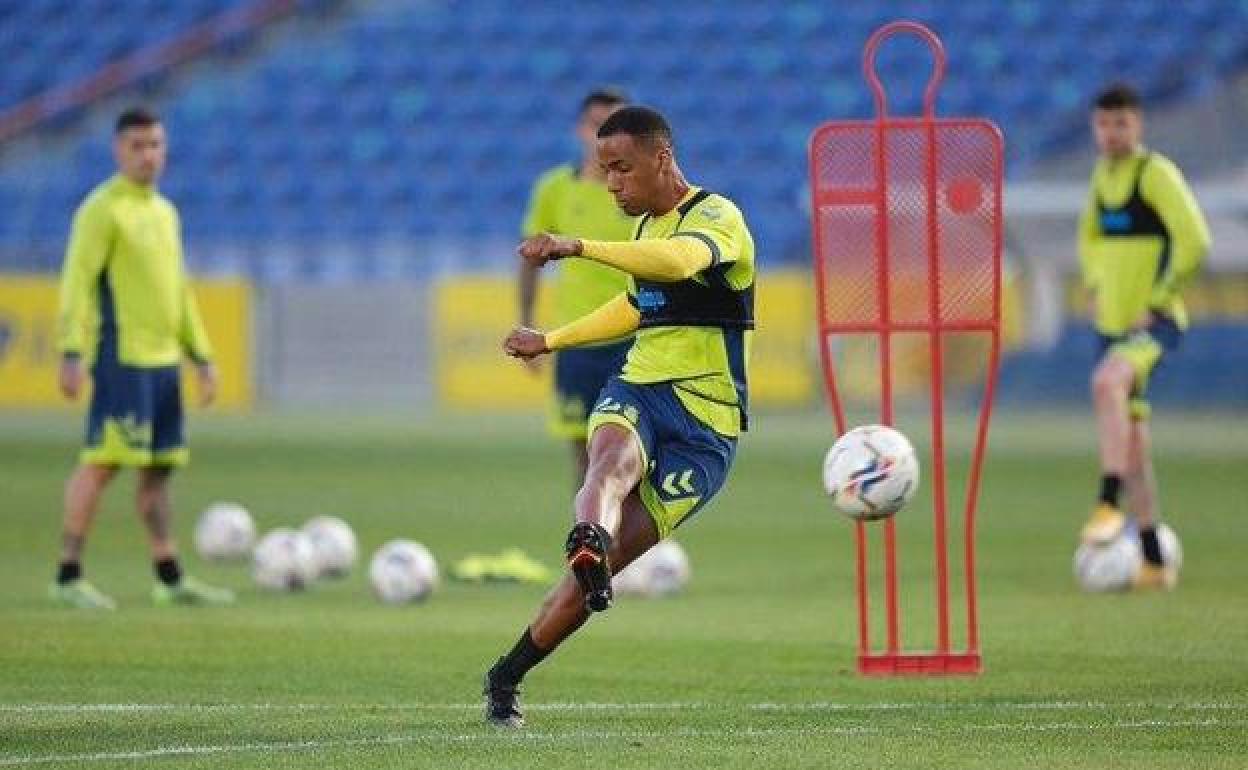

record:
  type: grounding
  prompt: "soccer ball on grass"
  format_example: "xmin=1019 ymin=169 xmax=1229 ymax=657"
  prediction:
xmin=613 ymin=540 xmax=691 ymax=597
xmin=302 ymin=516 xmax=358 ymax=578
xmin=369 ymin=540 xmax=439 ymax=604
xmin=193 ymin=502 xmax=256 ymax=561
xmin=253 ymin=528 xmax=319 ymax=591
xmin=1074 ymin=523 xmax=1182 ymax=592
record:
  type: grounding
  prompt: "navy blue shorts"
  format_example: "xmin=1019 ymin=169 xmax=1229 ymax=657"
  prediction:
xmin=83 ymin=351 xmax=186 ymax=466
xmin=549 ymin=339 xmax=631 ymax=439
xmin=1097 ymin=312 xmax=1182 ymax=419
xmin=587 ymin=378 xmax=737 ymax=537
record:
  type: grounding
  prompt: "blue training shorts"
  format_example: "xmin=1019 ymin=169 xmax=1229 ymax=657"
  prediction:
xmin=587 ymin=377 xmax=737 ymax=538
xmin=549 ymin=339 xmax=631 ymax=440
xmin=82 ymin=344 xmax=187 ymax=467
xmin=1097 ymin=312 xmax=1181 ymax=420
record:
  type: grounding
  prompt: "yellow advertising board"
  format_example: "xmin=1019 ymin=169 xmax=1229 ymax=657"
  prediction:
xmin=433 ymin=275 xmax=552 ymax=409
xmin=434 ymin=270 xmax=817 ymax=410
xmin=0 ymin=274 xmax=253 ymax=409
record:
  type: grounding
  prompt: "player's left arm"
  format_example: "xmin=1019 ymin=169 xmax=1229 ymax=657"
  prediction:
xmin=179 ymin=278 xmax=219 ymax=406
xmin=1141 ymin=158 xmax=1212 ymax=307
xmin=172 ymin=217 xmax=217 ymax=404
xmin=504 ymin=292 xmax=639 ymax=360
xmin=178 ymin=278 xmax=213 ymax=363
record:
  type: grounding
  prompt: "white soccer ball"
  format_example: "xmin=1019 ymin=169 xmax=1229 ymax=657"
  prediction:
xmin=193 ymin=502 xmax=256 ymax=561
xmin=613 ymin=540 xmax=692 ymax=598
xmin=822 ymin=425 xmax=920 ymax=520
xmin=302 ymin=516 xmax=358 ymax=578
xmin=369 ymin=540 xmax=439 ymax=604
xmin=1074 ymin=533 xmax=1141 ymax=593
xmin=252 ymin=528 xmax=319 ymax=591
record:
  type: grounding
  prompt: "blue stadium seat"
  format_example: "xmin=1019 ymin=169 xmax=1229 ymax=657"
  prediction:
xmin=1 ymin=0 xmax=1247 ymax=275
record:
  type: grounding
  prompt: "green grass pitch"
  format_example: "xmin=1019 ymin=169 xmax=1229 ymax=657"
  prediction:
xmin=1 ymin=409 xmax=1246 ymax=768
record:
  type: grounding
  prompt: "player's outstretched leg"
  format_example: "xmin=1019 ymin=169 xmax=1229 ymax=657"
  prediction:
xmin=1084 ymin=355 xmax=1132 ymax=543
xmin=483 ymin=491 xmax=658 ymax=728
xmin=564 ymin=423 xmax=643 ymax=612
xmin=565 ymin=521 xmax=613 ymax=612
xmin=1125 ymin=419 xmax=1175 ymax=590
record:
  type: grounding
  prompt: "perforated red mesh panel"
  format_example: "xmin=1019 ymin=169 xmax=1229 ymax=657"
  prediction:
xmin=935 ymin=123 xmax=1000 ymax=323
xmin=810 ymin=119 xmax=1001 ymax=332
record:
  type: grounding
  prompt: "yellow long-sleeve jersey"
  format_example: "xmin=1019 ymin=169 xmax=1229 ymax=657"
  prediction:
xmin=57 ymin=174 xmax=212 ymax=367
xmin=1078 ymin=149 xmax=1211 ymax=336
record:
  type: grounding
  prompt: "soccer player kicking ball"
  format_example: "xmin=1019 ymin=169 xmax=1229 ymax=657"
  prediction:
xmin=51 ymin=107 xmax=234 ymax=609
xmin=1078 ymin=84 xmax=1210 ymax=589
xmin=483 ymin=106 xmax=755 ymax=727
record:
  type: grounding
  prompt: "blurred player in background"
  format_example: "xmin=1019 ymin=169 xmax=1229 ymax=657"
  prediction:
xmin=519 ymin=88 xmax=634 ymax=483
xmin=51 ymin=107 xmax=234 ymax=609
xmin=1078 ymin=84 xmax=1211 ymax=589
xmin=484 ymin=106 xmax=755 ymax=727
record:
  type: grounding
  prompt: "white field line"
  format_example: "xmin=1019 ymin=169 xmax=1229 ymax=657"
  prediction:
xmin=3 ymin=700 xmax=1247 ymax=714
xmin=0 ymin=719 xmax=1242 ymax=766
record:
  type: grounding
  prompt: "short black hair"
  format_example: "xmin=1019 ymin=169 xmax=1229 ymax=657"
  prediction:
xmin=115 ymin=106 xmax=160 ymax=134
xmin=580 ymin=87 xmax=629 ymax=115
xmin=1093 ymin=83 xmax=1141 ymax=111
xmin=597 ymin=105 xmax=672 ymax=148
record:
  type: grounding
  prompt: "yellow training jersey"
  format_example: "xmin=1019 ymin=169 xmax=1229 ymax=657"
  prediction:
xmin=57 ymin=174 xmax=213 ymax=367
xmin=522 ymin=164 xmax=636 ymax=327
xmin=622 ymin=187 xmax=755 ymax=438
xmin=1078 ymin=149 xmax=1210 ymax=336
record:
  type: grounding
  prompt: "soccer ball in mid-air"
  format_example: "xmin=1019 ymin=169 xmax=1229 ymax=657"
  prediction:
xmin=369 ymin=540 xmax=439 ymax=604
xmin=613 ymin=540 xmax=691 ymax=597
xmin=822 ymin=425 xmax=920 ymax=520
xmin=302 ymin=515 xmax=358 ymax=578
xmin=252 ymin=528 xmax=319 ymax=591
xmin=193 ymin=502 xmax=256 ymax=561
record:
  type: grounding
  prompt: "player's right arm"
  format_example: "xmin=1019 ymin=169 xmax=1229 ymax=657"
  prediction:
xmin=520 ymin=194 xmax=745 ymax=283
xmin=518 ymin=232 xmax=712 ymax=282
xmin=1077 ymin=183 xmax=1101 ymax=296
xmin=503 ymin=292 xmax=639 ymax=360
xmin=1077 ymin=169 xmax=1107 ymax=323
xmin=518 ymin=172 xmax=560 ymax=328
xmin=56 ymin=197 xmax=113 ymax=398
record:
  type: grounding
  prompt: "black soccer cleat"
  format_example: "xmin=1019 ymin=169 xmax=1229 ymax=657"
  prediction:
xmin=483 ymin=664 xmax=525 ymax=728
xmin=565 ymin=521 xmax=613 ymax=613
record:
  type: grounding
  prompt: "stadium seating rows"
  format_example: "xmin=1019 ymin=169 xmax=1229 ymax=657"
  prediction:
xmin=0 ymin=0 xmax=1246 ymax=271
xmin=0 ymin=0 xmax=239 ymax=110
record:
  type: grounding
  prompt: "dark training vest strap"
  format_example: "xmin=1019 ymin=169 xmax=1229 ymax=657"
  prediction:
xmin=1096 ymin=153 xmax=1172 ymax=282
xmin=631 ymin=189 xmax=754 ymax=431
xmin=630 ymin=190 xmax=754 ymax=331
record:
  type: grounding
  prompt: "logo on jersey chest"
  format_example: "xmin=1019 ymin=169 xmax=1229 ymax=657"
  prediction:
xmin=635 ymin=288 xmax=667 ymax=311
xmin=1100 ymin=209 xmax=1133 ymax=233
